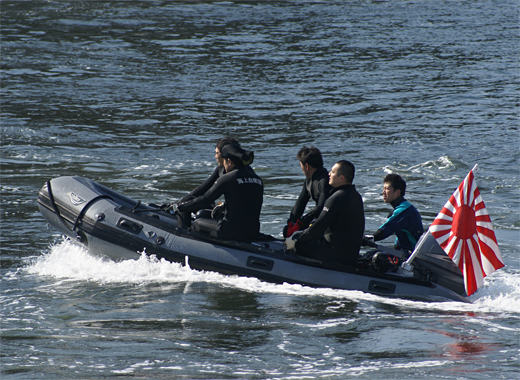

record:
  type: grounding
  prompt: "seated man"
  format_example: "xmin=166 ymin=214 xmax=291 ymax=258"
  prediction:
xmin=178 ymin=136 xmax=239 ymax=226
xmin=177 ymin=144 xmax=263 ymax=241
xmin=283 ymin=146 xmax=331 ymax=237
xmin=285 ymin=160 xmax=365 ymax=266
xmin=368 ymin=173 xmax=424 ymax=252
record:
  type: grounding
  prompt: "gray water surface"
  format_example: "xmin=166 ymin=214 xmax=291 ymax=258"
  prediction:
xmin=1 ymin=1 xmax=519 ymax=379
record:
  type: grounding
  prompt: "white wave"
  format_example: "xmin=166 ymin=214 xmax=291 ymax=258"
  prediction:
xmin=413 ymin=155 xmax=457 ymax=171
xmin=469 ymin=268 xmax=520 ymax=314
xmin=27 ymin=240 xmax=520 ymax=315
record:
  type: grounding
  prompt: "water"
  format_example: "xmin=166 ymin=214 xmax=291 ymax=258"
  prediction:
xmin=1 ymin=0 xmax=519 ymax=379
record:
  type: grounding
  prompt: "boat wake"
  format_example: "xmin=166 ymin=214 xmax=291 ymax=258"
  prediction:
xmin=27 ymin=239 xmax=520 ymax=315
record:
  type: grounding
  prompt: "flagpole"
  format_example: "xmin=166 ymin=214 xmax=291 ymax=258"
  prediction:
xmin=426 ymin=162 xmax=504 ymax=296
xmin=401 ymin=165 xmax=479 ymax=273
xmin=401 ymin=232 xmax=430 ymax=272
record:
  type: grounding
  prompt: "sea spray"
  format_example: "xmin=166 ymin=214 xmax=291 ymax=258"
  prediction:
xmin=27 ymin=239 xmax=520 ymax=315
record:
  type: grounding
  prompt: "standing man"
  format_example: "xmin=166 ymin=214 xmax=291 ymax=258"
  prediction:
xmin=368 ymin=173 xmax=424 ymax=252
xmin=285 ymin=160 xmax=365 ymax=266
xmin=283 ymin=146 xmax=331 ymax=237
xmin=177 ymin=144 xmax=263 ymax=241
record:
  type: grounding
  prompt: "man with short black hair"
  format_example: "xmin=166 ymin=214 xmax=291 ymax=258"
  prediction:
xmin=283 ymin=146 xmax=331 ymax=237
xmin=369 ymin=173 xmax=424 ymax=252
xmin=285 ymin=160 xmax=365 ymax=266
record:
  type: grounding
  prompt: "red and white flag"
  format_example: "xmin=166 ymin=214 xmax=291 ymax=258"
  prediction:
xmin=429 ymin=165 xmax=504 ymax=296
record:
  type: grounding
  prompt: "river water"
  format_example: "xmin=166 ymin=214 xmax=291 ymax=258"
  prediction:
xmin=1 ymin=1 xmax=519 ymax=379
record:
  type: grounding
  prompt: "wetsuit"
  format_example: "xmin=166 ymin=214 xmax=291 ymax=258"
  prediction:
xmin=177 ymin=166 xmax=226 ymax=225
xmin=288 ymin=166 xmax=332 ymax=228
xmin=178 ymin=165 xmax=263 ymax=241
xmin=180 ymin=166 xmax=226 ymax=202
xmin=295 ymin=184 xmax=365 ymax=266
xmin=373 ymin=196 xmax=424 ymax=252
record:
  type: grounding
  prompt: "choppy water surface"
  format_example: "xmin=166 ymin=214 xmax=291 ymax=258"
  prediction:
xmin=1 ymin=1 xmax=519 ymax=379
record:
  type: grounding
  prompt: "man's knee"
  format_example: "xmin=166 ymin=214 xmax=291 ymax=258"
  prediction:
xmin=193 ymin=218 xmax=219 ymax=237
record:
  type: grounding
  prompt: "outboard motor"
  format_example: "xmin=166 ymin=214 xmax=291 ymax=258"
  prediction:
xmin=404 ymin=232 xmax=467 ymax=296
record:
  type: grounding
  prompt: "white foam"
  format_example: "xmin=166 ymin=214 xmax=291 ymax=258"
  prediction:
xmin=27 ymin=239 xmax=520 ymax=315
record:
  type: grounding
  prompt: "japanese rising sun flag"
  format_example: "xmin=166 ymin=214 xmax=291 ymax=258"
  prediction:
xmin=429 ymin=165 xmax=504 ymax=296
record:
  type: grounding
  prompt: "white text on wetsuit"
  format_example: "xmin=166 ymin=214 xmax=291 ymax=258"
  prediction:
xmin=236 ymin=178 xmax=263 ymax=185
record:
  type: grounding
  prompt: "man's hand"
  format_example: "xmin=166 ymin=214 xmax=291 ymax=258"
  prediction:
xmin=362 ymin=235 xmax=376 ymax=247
xmin=285 ymin=231 xmax=303 ymax=251
xmin=165 ymin=203 xmax=179 ymax=214
xmin=285 ymin=236 xmax=296 ymax=251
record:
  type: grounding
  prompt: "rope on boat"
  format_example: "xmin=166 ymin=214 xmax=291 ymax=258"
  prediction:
xmin=46 ymin=180 xmax=112 ymax=234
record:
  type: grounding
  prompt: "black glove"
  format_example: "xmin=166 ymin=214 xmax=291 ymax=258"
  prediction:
xmin=362 ymin=235 xmax=376 ymax=247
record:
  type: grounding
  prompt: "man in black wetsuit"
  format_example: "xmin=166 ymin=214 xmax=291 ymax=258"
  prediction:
xmin=285 ymin=160 xmax=365 ymax=266
xmin=283 ymin=146 xmax=331 ymax=237
xmin=366 ymin=173 xmax=424 ymax=252
xmin=178 ymin=136 xmax=239 ymax=226
xmin=177 ymin=144 xmax=263 ymax=241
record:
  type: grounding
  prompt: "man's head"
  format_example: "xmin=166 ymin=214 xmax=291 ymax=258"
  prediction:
xmin=297 ymin=146 xmax=324 ymax=178
xmin=329 ymin=160 xmax=355 ymax=188
xmin=382 ymin=173 xmax=406 ymax=203
xmin=215 ymin=137 xmax=239 ymax=167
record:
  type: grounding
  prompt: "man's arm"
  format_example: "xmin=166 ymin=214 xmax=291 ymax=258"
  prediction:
xmin=288 ymin=183 xmax=311 ymax=223
xmin=372 ymin=228 xmax=388 ymax=242
xmin=178 ymin=172 xmax=228 ymax=213
xmin=295 ymin=195 xmax=338 ymax=246
xmin=373 ymin=202 xmax=413 ymax=242
xmin=184 ymin=166 xmax=221 ymax=199
xmin=300 ymin=177 xmax=329 ymax=226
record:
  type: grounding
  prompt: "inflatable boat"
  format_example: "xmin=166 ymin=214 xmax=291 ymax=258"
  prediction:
xmin=37 ymin=176 xmax=470 ymax=303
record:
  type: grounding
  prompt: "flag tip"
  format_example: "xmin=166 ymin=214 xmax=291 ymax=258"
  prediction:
xmin=471 ymin=164 xmax=479 ymax=172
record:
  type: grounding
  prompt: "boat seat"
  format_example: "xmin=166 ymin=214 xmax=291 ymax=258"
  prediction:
xmin=192 ymin=217 xmax=219 ymax=237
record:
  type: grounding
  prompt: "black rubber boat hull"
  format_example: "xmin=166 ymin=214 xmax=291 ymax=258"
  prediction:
xmin=37 ymin=176 xmax=469 ymax=303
